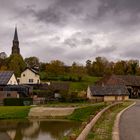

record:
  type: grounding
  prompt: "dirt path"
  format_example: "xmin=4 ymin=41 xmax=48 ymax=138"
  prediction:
xmin=28 ymin=107 xmax=76 ymax=118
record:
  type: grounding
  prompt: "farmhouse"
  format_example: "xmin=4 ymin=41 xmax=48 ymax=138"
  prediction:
xmin=19 ymin=67 xmax=40 ymax=84
xmin=0 ymin=71 xmax=18 ymax=85
xmin=87 ymin=85 xmax=129 ymax=102
xmin=96 ymin=75 xmax=140 ymax=98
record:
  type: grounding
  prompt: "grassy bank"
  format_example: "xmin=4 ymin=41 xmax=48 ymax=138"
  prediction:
xmin=0 ymin=106 xmax=31 ymax=119
xmin=87 ymin=101 xmax=133 ymax=140
xmin=66 ymin=103 xmax=108 ymax=121
xmin=61 ymin=103 xmax=108 ymax=140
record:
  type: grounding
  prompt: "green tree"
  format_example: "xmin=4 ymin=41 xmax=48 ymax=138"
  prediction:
xmin=92 ymin=57 xmax=108 ymax=76
xmin=127 ymin=60 xmax=139 ymax=75
xmin=7 ymin=54 xmax=26 ymax=77
xmin=113 ymin=60 xmax=128 ymax=75
xmin=25 ymin=56 xmax=39 ymax=68
xmin=70 ymin=62 xmax=86 ymax=81
xmin=86 ymin=60 xmax=92 ymax=75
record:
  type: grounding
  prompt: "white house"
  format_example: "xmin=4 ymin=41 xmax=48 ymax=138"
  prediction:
xmin=0 ymin=71 xmax=18 ymax=85
xmin=19 ymin=68 xmax=40 ymax=84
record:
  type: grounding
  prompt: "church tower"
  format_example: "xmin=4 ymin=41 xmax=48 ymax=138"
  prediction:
xmin=12 ymin=27 xmax=20 ymax=55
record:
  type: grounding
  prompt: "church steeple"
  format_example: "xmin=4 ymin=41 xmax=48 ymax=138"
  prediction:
xmin=13 ymin=27 xmax=18 ymax=41
xmin=12 ymin=26 xmax=20 ymax=55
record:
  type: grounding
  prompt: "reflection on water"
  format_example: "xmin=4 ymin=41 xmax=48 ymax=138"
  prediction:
xmin=0 ymin=119 xmax=80 ymax=140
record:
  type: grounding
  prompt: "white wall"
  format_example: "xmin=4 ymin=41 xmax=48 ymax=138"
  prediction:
xmin=87 ymin=86 xmax=94 ymax=99
xmin=20 ymin=69 xmax=40 ymax=84
xmin=7 ymin=74 xmax=18 ymax=85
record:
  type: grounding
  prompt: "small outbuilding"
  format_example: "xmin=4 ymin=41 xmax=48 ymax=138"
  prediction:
xmin=87 ymin=85 xmax=129 ymax=102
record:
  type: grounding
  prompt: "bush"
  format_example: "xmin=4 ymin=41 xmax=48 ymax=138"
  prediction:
xmin=4 ymin=98 xmax=33 ymax=106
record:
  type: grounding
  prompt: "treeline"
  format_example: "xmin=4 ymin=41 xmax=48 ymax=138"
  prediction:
xmin=86 ymin=57 xmax=140 ymax=76
xmin=0 ymin=55 xmax=140 ymax=80
xmin=25 ymin=56 xmax=140 ymax=81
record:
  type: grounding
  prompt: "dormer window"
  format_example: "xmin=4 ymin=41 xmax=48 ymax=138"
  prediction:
xmin=23 ymin=74 xmax=25 ymax=77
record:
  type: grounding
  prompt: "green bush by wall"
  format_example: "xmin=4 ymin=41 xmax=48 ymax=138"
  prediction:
xmin=4 ymin=98 xmax=33 ymax=106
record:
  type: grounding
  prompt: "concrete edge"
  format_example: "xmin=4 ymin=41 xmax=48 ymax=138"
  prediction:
xmin=76 ymin=102 xmax=122 ymax=140
xmin=112 ymin=102 xmax=136 ymax=140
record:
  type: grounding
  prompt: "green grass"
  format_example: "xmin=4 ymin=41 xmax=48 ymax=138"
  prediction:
xmin=0 ymin=106 xmax=31 ymax=119
xmin=41 ymin=75 xmax=101 ymax=92
xmin=66 ymin=103 xmax=107 ymax=122
xmin=69 ymin=76 xmax=101 ymax=91
xmin=87 ymin=101 xmax=133 ymax=140
xmin=61 ymin=103 xmax=108 ymax=140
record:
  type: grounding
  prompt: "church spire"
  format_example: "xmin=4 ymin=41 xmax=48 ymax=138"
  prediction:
xmin=12 ymin=26 xmax=20 ymax=55
xmin=13 ymin=26 xmax=18 ymax=41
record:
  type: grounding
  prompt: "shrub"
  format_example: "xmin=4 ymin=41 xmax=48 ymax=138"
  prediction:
xmin=4 ymin=98 xmax=33 ymax=106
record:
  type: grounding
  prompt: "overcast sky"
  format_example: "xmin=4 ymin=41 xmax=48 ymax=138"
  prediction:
xmin=0 ymin=0 xmax=140 ymax=65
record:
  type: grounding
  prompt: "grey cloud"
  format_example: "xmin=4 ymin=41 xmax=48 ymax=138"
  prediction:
xmin=64 ymin=31 xmax=93 ymax=48
xmin=119 ymin=43 xmax=140 ymax=59
xmin=96 ymin=46 xmax=117 ymax=54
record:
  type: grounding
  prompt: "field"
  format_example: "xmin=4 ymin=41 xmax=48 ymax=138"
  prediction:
xmin=0 ymin=106 xmax=31 ymax=119
xmin=69 ymin=76 xmax=101 ymax=91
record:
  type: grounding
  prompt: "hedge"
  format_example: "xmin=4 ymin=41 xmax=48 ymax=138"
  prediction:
xmin=4 ymin=98 xmax=33 ymax=106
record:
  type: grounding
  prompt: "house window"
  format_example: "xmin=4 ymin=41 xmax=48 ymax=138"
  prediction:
xmin=29 ymin=79 xmax=34 ymax=83
xmin=23 ymin=74 xmax=25 ymax=77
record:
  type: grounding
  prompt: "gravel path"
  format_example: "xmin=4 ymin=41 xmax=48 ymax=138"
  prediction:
xmin=120 ymin=100 xmax=140 ymax=140
xmin=28 ymin=107 xmax=76 ymax=118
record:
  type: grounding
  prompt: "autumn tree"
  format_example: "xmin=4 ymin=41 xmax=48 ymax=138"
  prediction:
xmin=113 ymin=60 xmax=128 ymax=75
xmin=46 ymin=60 xmax=65 ymax=76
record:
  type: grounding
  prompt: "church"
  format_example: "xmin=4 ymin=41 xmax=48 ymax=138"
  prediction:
xmin=11 ymin=27 xmax=40 ymax=84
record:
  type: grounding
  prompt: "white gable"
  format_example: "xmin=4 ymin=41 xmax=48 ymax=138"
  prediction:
xmin=7 ymin=74 xmax=18 ymax=85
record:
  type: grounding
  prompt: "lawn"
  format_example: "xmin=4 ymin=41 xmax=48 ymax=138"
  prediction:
xmin=0 ymin=106 xmax=31 ymax=119
xmin=69 ymin=76 xmax=101 ymax=92
xmin=41 ymin=74 xmax=101 ymax=92
xmin=87 ymin=101 xmax=133 ymax=140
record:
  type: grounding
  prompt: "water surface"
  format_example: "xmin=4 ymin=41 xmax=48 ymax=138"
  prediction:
xmin=0 ymin=119 xmax=80 ymax=140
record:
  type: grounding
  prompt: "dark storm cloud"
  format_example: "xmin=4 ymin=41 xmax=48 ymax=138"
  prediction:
xmin=98 ymin=0 xmax=140 ymax=14
xmin=1 ymin=0 xmax=140 ymax=64
xmin=96 ymin=0 xmax=140 ymax=28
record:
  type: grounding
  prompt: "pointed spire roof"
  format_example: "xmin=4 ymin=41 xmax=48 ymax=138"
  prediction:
xmin=13 ymin=26 xmax=18 ymax=41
